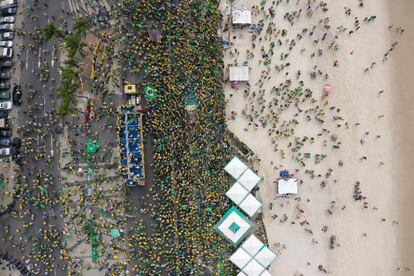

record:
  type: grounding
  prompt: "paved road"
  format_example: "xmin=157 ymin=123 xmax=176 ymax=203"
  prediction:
xmin=0 ymin=0 xmax=75 ymax=274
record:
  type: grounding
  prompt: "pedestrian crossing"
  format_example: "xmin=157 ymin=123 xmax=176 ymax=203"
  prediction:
xmin=67 ymin=0 xmax=111 ymax=18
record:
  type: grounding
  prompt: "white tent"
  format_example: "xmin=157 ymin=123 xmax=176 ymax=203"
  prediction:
xmin=277 ymin=178 xmax=298 ymax=195
xmin=241 ymin=235 xmax=264 ymax=256
xmin=230 ymin=247 xmax=251 ymax=269
xmin=237 ymin=272 xmax=248 ymax=276
xmin=255 ymin=246 xmax=277 ymax=268
xmin=239 ymin=193 xmax=262 ymax=217
xmin=232 ymin=9 xmax=252 ymax=25
xmin=238 ymin=169 xmax=261 ymax=192
xmin=260 ymin=270 xmax=272 ymax=276
xmin=229 ymin=66 xmax=249 ymax=82
xmin=216 ymin=207 xmax=253 ymax=246
xmin=242 ymin=259 xmax=265 ymax=276
xmin=226 ymin=182 xmax=249 ymax=205
xmin=224 ymin=156 xmax=248 ymax=179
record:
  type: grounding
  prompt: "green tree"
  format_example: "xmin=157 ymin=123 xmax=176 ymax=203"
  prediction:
xmin=65 ymin=34 xmax=87 ymax=59
xmin=43 ymin=23 xmax=64 ymax=42
xmin=74 ymin=17 xmax=89 ymax=36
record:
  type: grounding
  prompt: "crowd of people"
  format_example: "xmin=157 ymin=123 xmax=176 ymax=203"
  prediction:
xmin=112 ymin=0 xmax=239 ymax=274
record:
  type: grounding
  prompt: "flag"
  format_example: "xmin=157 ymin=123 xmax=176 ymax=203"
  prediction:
xmin=144 ymin=85 xmax=158 ymax=100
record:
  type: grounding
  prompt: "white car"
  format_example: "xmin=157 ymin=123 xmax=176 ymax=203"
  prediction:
xmin=0 ymin=32 xmax=12 ymax=40
xmin=0 ymin=16 xmax=14 ymax=23
xmin=0 ymin=100 xmax=11 ymax=110
xmin=0 ymin=40 xmax=11 ymax=47
xmin=0 ymin=147 xmax=9 ymax=156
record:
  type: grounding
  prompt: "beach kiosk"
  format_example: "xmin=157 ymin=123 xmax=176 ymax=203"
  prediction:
xmin=277 ymin=178 xmax=298 ymax=196
xmin=229 ymin=66 xmax=249 ymax=82
xmin=232 ymin=8 xmax=252 ymax=25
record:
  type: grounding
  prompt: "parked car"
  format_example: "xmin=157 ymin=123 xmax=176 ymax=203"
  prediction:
xmin=0 ymin=7 xmax=16 ymax=16
xmin=0 ymin=117 xmax=8 ymax=128
xmin=0 ymin=71 xmax=10 ymax=79
xmin=0 ymin=91 xmax=10 ymax=100
xmin=0 ymin=60 xmax=12 ymax=68
xmin=0 ymin=147 xmax=9 ymax=156
xmin=0 ymin=32 xmax=13 ymax=40
xmin=0 ymin=47 xmax=12 ymax=58
xmin=0 ymin=128 xmax=11 ymax=137
xmin=0 ymin=137 xmax=10 ymax=146
xmin=0 ymin=110 xmax=6 ymax=118
xmin=0 ymin=82 xmax=9 ymax=90
xmin=12 ymin=84 xmax=20 ymax=105
xmin=0 ymin=16 xmax=14 ymax=24
xmin=0 ymin=40 xmax=12 ymax=48
xmin=0 ymin=101 xmax=11 ymax=110
xmin=0 ymin=0 xmax=17 ymax=7
xmin=0 ymin=24 xmax=13 ymax=32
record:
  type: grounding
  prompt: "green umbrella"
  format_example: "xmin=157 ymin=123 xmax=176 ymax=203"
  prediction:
xmin=111 ymin=229 xmax=121 ymax=239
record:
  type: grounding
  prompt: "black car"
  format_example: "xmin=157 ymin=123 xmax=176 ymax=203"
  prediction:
xmin=0 ymin=81 xmax=9 ymax=90
xmin=0 ymin=60 xmax=12 ymax=68
xmin=0 ymin=90 xmax=9 ymax=100
xmin=12 ymin=84 xmax=20 ymax=105
xmin=0 ymin=129 xmax=11 ymax=137
xmin=1 ymin=7 xmax=16 ymax=16
xmin=0 ymin=138 xmax=10 ymax=146
xmin=0 ymin=110 xmax=7 ymax=118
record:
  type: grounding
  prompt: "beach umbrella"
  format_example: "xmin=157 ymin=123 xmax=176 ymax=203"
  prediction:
xmin=111 ymin=229 xmax=121 ymax=239
xmin=324 ymin=84 xmax=332 ymax=95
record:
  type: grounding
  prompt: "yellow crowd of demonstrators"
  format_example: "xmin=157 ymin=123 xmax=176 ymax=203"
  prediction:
xmin=112 ymin=0 xmax=237 ymax=274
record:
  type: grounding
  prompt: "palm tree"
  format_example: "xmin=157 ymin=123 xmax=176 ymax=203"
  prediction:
xmin=44 ymin=23 xmax=65 ymax=42
xmin=61 ymin=67 xmax=78 ymax=85
xmin=65 ymin=34 xmax=87 ymax=59
xmin=74 ymin=17 xmax=89 ymax=37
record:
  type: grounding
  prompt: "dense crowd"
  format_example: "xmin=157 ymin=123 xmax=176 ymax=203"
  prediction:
xmin=113 ymin=0 xmax=237 ymax=274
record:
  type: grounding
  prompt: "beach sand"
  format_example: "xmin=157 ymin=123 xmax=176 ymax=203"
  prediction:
xmin=222 ymin=0 xmax=414 ymax=275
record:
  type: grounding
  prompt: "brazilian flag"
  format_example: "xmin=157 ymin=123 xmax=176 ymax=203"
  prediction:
xmin=144 ymin=85 xmax=159 ymax=100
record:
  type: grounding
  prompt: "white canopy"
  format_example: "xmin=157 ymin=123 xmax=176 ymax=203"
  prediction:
xmin=217 ymin=207 xmax=253 ymax=246
xmin=238 ymin=169 xmax=261 ymax=192
xmin=260 ymin=270 xmax=272 ymax=276
xmin=229 ymin=66 xmax=249 ymax=81
xmin=237 ymin=272 xmax=248 ymax=276
xmin=226 ymin=182 xmax=249 ymax=205
xmin=255 ymin=246 xmax=277 ymax=268
xmin=242 ymin=259 xmax=265 ymax=276
xmin=241 ymin=235 xmax=264 ymax=256
xmin=239 ymin=193 xmax=262 ymax=217
xmin=230 ymin=247 xmax=251 ymax=269
xmin=277 ymin=178 xmax=298 ymax=194
xmin=224 ymin=156 xmax=248 ymax=179
xmin=232 ymin=9 xmax=252 ymax=24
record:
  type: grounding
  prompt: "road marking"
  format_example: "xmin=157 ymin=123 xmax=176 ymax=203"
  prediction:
xmin=51 ymin=47 xmax=55 ymax=68
xmin=43 ymin=97 xmax=46 ymax=116
xmin=37 ymin=47 xmax=41 ymax=69
xmin=67 ymin=0 xmax=76 ymax=16
xmin=25 ymin=47 xmax=28 ymax=69
xmin=50 ymin=135 xmax=54 ymax=157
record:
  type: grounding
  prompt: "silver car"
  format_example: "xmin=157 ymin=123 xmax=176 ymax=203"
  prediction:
xmin=0 ymin=147 xmax=9 ymax=156
xmin=0 ymin=40 xmax=12 ymax=47
xmin=0 ymin=16 xmax=14 ymax=23
xmin=0 ymin=24 xmax=13 ymax=32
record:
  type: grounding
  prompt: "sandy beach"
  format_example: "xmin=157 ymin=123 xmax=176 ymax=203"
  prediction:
xmin=222 ymin=0 xmax=414 ymax=275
